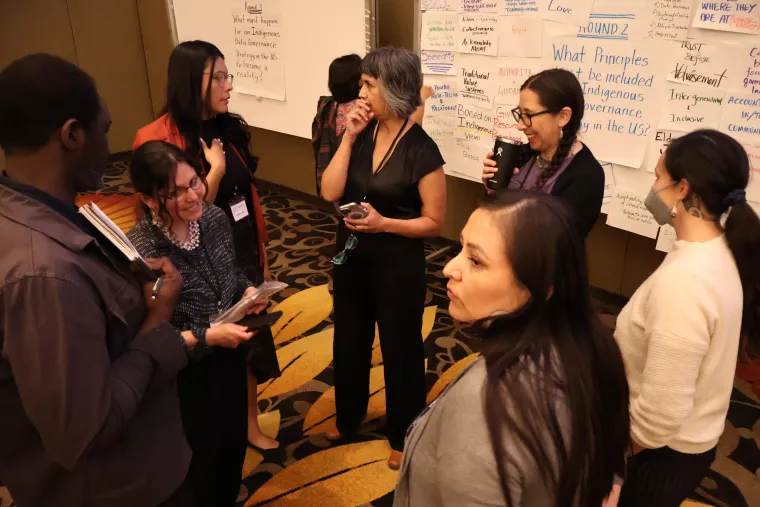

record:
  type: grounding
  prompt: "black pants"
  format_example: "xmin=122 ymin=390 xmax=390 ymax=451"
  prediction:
xmin=332 ymin=233 xmax=427 ymax=451
xmin=178 ymin=347 xmax=248 ymax=507
xmin=157 ymin=477 xmax=197 ymax=507
xmin=619 ymin=445 xmax=717 ymax=507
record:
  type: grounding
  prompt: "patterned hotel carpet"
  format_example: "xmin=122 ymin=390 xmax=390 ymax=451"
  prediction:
xmin=1 ymin=157 xmax=759 ymax=507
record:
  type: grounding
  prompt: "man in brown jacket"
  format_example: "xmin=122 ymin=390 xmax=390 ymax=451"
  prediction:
xmin=0 ymin=54 xmax=195 ymax=506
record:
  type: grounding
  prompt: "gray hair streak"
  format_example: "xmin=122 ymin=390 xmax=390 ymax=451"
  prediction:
xmin=361 ymin=47 xmax=422 ymax=119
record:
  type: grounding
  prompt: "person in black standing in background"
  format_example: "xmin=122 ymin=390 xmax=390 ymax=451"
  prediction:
xmin=320 ymin=47 xmax=447 ymax=470
xmin=133 ymin=40 xmax=279 ymax=450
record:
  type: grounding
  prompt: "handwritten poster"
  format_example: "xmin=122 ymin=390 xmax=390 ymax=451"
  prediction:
xmin=458 ymin=14 xmax=499 ymax=55
xmin=742 ymin=141 xmax=760 ymax=202
xmin=656 ymin=224 xmax=678 ymax=252
xmin=422 ymin=50 xmax=456 ymax=76
xmin=646 ymin=0 xmax=691 ymax=40
xmin=644 ymin=129 xmax=684 ymax=172
xmin=231 ymin=0 xmax=285 ymax=100
xmin=666 ymin=41 xmax=740 ymax=90
xmin=736 ymin=46 xmax=760 ymax=94
xmin=455 ymin=102 xmax=494 ymax=143
xmin=421 ymin=12 xmax=458 ymax=51
xmin=542 ymin=0 xmax=595 ymax=27
xmin=692 ymin=1 xmax=760 ymax=34
xmin=462 ymin=0 xmax=499 ymax=12
xmin=424 ymin=76 xmax=459 ymax=116
xmin=495 ymin=60 xmax=539 ymax=105
xmin=579 ymin=2 xmax=645 ymax=42
xmin=720 ymin=92 xmax=760 ymax=140
xmin=498 ymin=16 xmax=542 ymax=57
xmin=450 ymin=138 xmax=490 ymax=181
xmin=458 ymin=57 xmax=498 ymax=108
xmin=547 ymin=37 xmax=663 ymax=168
xmin=659 ymin=84 xmax=726 ymax=130
xmin=493 ymin=104 xmax=527 ymax=142
xmin=423 ymin=116 xmax=456 ymax=164
xmin=602 ymin=161 xmax=616 ymax=208
xmin=502 ymin=0 xmax=540 ymax=15
xmin=422 ymin=0 xmax=457 ymax=10
xmin=606 ymin=188 xmax=660 ymax=238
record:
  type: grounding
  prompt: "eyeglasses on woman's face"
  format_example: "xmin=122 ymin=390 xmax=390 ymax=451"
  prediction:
xmin=207 ymin=71 xmax=234 ymax=86
xmin=510 ymin=106 xmax=555 ymax=127
xmin=164 ymin=176 xmax=203 ymax=201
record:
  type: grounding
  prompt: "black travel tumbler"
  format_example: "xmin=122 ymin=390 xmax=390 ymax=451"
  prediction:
xmin=487 ymin=137 xmax=524 ymax=190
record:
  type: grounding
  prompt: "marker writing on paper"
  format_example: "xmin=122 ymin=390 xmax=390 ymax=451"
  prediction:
xmin=151 ymin=276 xmax=164 ymax=300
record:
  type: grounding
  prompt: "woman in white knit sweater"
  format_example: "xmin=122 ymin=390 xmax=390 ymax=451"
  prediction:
xmin=615 ymin=129 xmax=760 ymax=506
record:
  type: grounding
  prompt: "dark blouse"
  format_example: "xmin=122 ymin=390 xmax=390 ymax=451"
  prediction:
xmin=127 ymin=205 xmax=255 ymax=356
xmin=201 ymin=118 xmax=262 ymax=280
xmin=342 ymin=120 xmax=445 ymax=221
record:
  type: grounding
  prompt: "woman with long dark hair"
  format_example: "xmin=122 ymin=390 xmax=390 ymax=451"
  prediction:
xmin=615 ymin=129 xmax=760 ymax=506
xmin=394 ymin=191 xmax=630 ymax=507
xmin=133 ymin=40 xmax=279 ymax=450
xmin=481 ymin=68 xmax=604 ymax=238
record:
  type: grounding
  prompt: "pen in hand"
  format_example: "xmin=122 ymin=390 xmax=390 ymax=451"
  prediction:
xmin=151 ymin=276 xmax=164 ymax=300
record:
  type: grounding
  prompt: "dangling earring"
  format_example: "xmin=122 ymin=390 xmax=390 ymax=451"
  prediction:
xmin=670 ymin=202 xmax=678 ymax=218
xmin=559 ymin=128 xmax=564 ymax=140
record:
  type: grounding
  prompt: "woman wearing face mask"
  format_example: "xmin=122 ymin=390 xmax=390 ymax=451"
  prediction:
xmin=481 ymin=69 xmax=604 ymax=238
xmin=134 ymin=40 xmax=279 ymax=450
xmin=127 ymin=141 xmax=276 ymax=506
xmin=394 ymin=191 xmax=630 ymax=507
xmin=615 ymin=129 xmax=760 ymax=506
xmin=320 ymin=47 xmax=447 ymax=470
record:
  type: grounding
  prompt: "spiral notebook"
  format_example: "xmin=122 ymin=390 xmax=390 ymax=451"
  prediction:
xmin=79 ymin=202 xmax=156 ymax=280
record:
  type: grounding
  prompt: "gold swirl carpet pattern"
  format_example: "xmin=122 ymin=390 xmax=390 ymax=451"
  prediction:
xmin=1 ymin=163 xmax=758 ymax=507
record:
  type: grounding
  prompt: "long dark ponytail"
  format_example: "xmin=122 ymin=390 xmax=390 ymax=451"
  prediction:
xmin=164 ymin=40 xmax=259 ymax=174
xmin=520 ymin=69 xmax=584 ymax=190
xmin=665 ymin=129 xmax=760 ymax=356
xmin=475 ymin=191 xmax=630 ymax=506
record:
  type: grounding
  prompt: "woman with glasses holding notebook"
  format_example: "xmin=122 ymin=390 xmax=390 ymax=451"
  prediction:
xmin=133 ymin=40 xmax=279 ymax=452
xmin=481 ymin=69 xmax=604 ymax=239
xmin=320 ymin=47 xmax=446 ymax=470
xmin=127 ymin=141 xmax=277 ymax=507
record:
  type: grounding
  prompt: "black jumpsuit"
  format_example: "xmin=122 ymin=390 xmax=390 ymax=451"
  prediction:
xmin=333 ymin=120 xmax=444 ymax=451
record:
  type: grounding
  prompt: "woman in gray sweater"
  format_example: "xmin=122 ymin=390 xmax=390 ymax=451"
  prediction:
xmin=394 ymin=191 xmax=629 ymax=507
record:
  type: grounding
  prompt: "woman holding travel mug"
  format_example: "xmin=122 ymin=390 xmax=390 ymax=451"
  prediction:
xmin=482 ymin=69 xmax=604 ymax=238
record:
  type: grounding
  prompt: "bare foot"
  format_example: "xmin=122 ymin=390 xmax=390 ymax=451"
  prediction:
xmin=248 ymin=432 xmax=279 ymax=450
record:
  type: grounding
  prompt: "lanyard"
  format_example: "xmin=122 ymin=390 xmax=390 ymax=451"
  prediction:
xmin=365 ymin=118 xmax=409 ymax=199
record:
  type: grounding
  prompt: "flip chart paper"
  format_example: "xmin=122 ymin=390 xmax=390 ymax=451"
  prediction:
xmin=547 ymin=37 xmax=664 ymax=168
xmin=692 ymin=1 xmax=760 ymax=35
xmin=424 ymin=76 xmax=459 ymax=116
xmin=422 ymin=50 xmax=457 ymax=76
xmin=656 ymin=224 xmax=678 ymax=252
xmin=498 ymin=16 xmax=542 ymax=57
xmin=606 ymin=188 xmax=660 ymax=238
xmin=458 ymin=14 xmax=499 ymax=56
xmin=646 ymin=0 xmax=691 ymax=40
xmin=421 ymin=12 xmax=458 ymax=51
xmin=231 ymin=0 xmax=286 ymax=101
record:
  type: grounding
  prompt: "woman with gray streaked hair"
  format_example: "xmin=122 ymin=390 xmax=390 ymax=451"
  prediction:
xmin=321 ymin=47 xmax=447 ymax=470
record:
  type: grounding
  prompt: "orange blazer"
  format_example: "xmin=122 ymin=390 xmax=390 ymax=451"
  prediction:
xmin=133 ymin=114 xmax=270 ymax=267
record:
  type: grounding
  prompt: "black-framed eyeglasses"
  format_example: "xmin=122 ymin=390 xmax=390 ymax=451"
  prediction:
xmin=511 ymin=107 xmax=555 ymax=127
xmin=165 ymin=176 xmax=203 ymax=201
xmin=332 ymin=234 xmax=358 ymax=265
xmin=206 ymin=72 xmax=234 ymax=86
